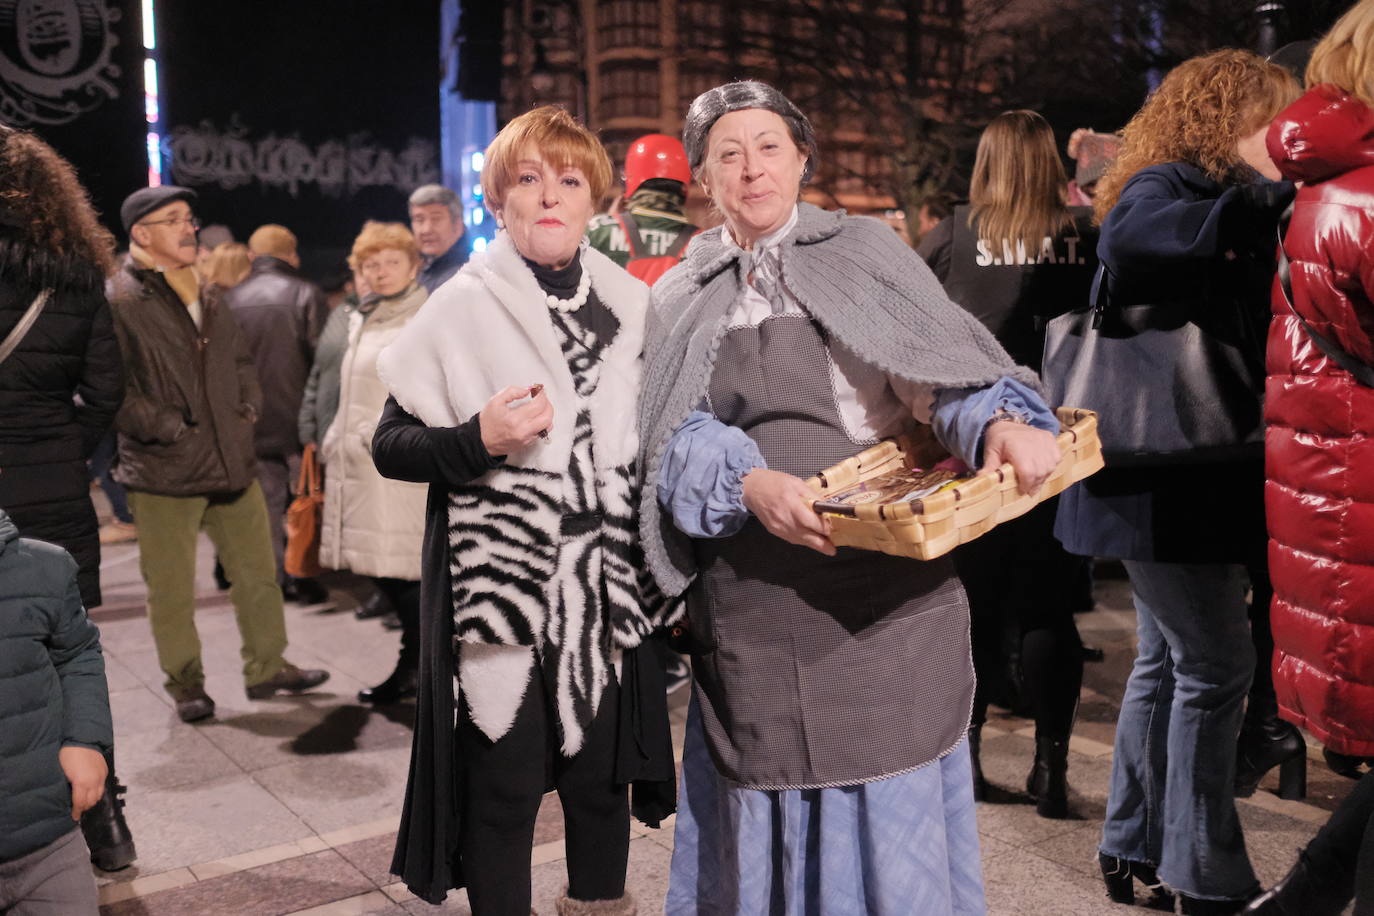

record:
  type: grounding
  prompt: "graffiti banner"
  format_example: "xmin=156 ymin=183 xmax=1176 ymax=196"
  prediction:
xmin=157 ymin=0 xmax=441 ymax=262
xmin=0 ymin=0 xmax=149 ymax=233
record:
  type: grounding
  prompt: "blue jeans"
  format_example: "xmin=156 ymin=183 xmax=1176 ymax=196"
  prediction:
xmin=89 ymin=431 xmax=131 ymax=523
xmin=1100 ymin=560 xmax=1258 ymax=901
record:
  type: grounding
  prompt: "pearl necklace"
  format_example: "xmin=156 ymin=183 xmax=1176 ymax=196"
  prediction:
xmin=546 ymin=267 xmax=591 ymax=313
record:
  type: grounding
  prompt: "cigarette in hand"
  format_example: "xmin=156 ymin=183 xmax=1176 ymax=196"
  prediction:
xmin=529 ymin=384 xmax=548 ymax=438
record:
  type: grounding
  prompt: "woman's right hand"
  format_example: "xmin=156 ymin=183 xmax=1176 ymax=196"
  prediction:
xmin=741 ymin=468 xmax=836 ymax=556
xmin=479 ymin=385 xmax=553 ymax=457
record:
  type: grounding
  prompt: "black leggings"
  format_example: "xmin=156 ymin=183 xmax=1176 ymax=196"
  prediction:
xmin=370 ymin=577 xmax=420 ymax=669
xmin=456 ymin=664 xmax=629 ymax=915
xmin=956 ymin=498 xmax=1084 ymax=738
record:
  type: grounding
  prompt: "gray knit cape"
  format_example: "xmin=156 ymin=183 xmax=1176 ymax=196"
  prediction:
xmin=637 ymin=202 xmax=1042 ymax=597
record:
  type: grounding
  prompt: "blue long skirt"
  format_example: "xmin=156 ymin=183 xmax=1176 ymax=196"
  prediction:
xmin=666 ymin=696 xmax=987 ymax=915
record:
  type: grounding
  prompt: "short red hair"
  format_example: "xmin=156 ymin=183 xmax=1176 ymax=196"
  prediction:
xmin=481 ymin=106 xmax=612 ymax=211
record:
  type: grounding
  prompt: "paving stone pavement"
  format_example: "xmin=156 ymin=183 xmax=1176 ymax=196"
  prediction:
xmin=85 ymin=527 xmax=1356 ymax=915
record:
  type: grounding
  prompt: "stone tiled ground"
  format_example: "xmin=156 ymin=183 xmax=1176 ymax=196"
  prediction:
xmin=87 ymin=527 xmax=1354 ymax=915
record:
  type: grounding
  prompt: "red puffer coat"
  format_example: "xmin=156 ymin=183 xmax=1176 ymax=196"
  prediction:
xmin=1265 ymin=84 xmax=1374 ymax=757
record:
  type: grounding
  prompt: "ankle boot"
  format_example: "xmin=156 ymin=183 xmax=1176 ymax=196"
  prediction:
xmin=1241 ymin=852 xmax=1351 ymax=915
xmin=1235 ymin=716 xmax=1306 ymax=800
xmin=968 ymin=724 xmax=988 ymax=801
xmin=1322 ymin=747 xmax=1371 ymax=779
xmin=358 ymin=662 xmax=417 ymax=704
xmin=554 ymin=889 xmax=636 ymax=914
xmin=1098 ymin=853 xmax=1174 ymax=910
xmin=81 ymin=761 xmax=136 ymax=871
xmin=1026 ymin=734 xmax=1070 ymax=818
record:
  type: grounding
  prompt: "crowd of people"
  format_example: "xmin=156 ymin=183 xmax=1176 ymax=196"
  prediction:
xmin=2 ymin=1 xmax=1374 ymax=914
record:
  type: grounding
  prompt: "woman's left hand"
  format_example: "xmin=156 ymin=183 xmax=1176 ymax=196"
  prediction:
xmin=980 ymin=421 xmax=1061 ymax=495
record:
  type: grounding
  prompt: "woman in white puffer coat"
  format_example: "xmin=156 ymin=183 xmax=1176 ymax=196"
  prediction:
xmin=320 ymin=221 xmax=428 ymax=703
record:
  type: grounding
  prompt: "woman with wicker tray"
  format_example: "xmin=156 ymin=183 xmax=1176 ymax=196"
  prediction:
xmin=638 ymin=81 xmax=1063 ymax=914
xmin=918 ymin=110 xmax=1099 ymax=820
xmin=1045 ymin=51 xmax=1300 ymax=915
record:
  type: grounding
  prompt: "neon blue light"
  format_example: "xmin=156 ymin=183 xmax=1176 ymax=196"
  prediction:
xmin=472 ymin=237 xmax=488 ymax=252
xmin=471 ymin=151 xmax=484 ymax=171
xmin=472 ymin=208 xmax=483 ymax=225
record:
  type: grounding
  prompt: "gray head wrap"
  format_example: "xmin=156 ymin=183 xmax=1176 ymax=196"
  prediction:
xmin=681 ymin=80 xmax=818 ymax=186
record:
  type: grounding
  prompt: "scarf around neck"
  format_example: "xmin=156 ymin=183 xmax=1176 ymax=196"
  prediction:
xmin=130 ymin=242 xmax=201 ymax=308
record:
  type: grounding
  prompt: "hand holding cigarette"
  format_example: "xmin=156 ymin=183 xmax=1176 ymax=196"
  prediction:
xmin=478 ymin=383 xmax=554 ymax=456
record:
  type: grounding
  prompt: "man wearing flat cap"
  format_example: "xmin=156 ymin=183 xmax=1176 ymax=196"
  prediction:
xmin=108 ymin=186 xmax=328 ymax=723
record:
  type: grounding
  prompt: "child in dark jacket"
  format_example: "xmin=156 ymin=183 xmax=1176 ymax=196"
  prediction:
xmin=0 ymin=508 xmax=112 ymax=914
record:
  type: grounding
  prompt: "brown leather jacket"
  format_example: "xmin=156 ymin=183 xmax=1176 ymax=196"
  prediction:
xmin=107 ymin=256 xmax=262 ymax=496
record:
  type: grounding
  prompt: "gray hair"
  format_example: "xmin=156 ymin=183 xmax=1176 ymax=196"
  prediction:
xmin=408 ymin=184 xmax=462 ymax=223
xmin=682 ymin=80 xmax=818 ymax=186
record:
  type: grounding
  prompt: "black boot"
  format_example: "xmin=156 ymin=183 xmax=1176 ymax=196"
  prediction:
xmin=968 ymin=724 xmax=988 ymax=801
xmin=1235 ymin=717 xmax=1306 ymax=800
xmin=1026 ymin=734 xmax=1070 ymax=818
xmin=1242 ymin=851 xmax=1350 ymax=915
xmin=1098 ymin=853 xmax=1174 ymax=910
xmin=358 ymin=662 xmax=417 ymax=704
xmin=81 ymin=756 xmax=136 ymax=871
xmin=354 ymin=589 xmax=391 ymax=620
xmin=1323 ymin=747 xmax=1372 ymax=779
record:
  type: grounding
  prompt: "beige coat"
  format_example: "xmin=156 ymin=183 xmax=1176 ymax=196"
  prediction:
xmin=320 ymin=283 xmax=428 ymax=580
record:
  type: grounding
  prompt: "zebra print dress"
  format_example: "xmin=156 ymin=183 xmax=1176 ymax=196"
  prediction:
xmin=446 ymin=263 xmax=655 ymax=756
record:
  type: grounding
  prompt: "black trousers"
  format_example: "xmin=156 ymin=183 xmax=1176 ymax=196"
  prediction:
xmin=1242 ymin=543 xmax=1279 ymax=728
xmin=371 ymin=577 xmax=420 ymax=670
xmin=1296 ymin=769 xmax=1374 ymax=913
xmin=955 ymin=498 xmax=1084 ymax=737
xmin=456 ymin=662 xmax=629 ymax=915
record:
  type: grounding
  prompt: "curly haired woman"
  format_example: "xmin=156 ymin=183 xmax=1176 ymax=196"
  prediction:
xmin=0 ymin=126 xmax=135 ymax=873
xmin=1048 ymin=50 xmax=1300 ymax=914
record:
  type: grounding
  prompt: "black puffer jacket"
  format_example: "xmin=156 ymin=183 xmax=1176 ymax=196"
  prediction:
xmin=220 ymin=256 xmax=327 ymax=458
xmin=0 ymin=236 xmax=123 ymax=608
xmin=108 ymin=256 xmax=262 ymax=496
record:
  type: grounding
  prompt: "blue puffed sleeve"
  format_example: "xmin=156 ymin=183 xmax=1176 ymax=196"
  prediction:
xmin=932 ymin=376 xmax=1058 ymax=469
xmin=657 ymin=410 xmax=767 ymax=538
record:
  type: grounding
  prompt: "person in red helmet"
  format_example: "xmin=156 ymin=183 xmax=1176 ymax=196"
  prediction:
xmin=586 ymin=133 xmax=700 ymax=285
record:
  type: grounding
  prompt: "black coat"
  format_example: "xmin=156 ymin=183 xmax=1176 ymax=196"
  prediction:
xmin=371 ymin=397 xmax=676 ymax=904
xmin=918 ymin=206 xmax=1098 ymax=371
xmin=220 ymin=257 xmax=327 ymax=458
xmin=0 ymin=237 xmax=123 ymax=608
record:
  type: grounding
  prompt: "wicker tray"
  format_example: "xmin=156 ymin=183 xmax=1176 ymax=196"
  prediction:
xmin=806 ymin=407 xmax=1104 ymax=560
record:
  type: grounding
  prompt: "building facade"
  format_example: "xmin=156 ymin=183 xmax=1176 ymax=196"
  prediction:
xmin=501 ymin=0 xmax=966 ymax=225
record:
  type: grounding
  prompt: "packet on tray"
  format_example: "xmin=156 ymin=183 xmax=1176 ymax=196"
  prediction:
xmin=813 ymin=467 xmax=966 ymax=517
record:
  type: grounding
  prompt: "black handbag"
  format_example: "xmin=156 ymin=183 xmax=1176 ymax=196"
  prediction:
xmin=1041 ymin=263 xmax=1267 ymax=466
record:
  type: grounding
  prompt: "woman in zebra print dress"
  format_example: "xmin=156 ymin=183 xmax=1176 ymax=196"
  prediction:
xmin=372 ymin=107 xmax=677 ymax=915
